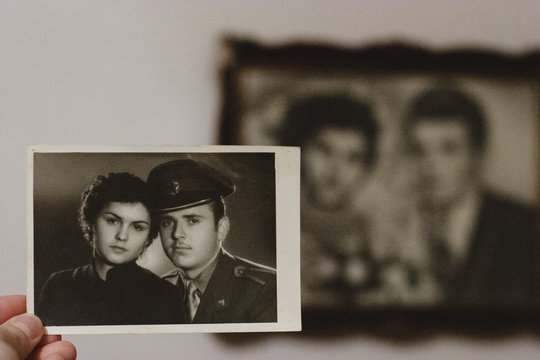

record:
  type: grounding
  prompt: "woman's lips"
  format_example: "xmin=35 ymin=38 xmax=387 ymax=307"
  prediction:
xmin=110 ymin=245 xmax=127 ymax=253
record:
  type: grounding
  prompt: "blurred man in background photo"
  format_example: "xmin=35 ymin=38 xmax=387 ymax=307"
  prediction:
xmin=403 ymin=87 xmax=538 ymax=306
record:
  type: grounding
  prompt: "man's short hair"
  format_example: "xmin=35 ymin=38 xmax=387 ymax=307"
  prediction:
xmin=279 ymin=94 xmax=379 ymax=167
xmin=404 ymin=87 xmax=488 ymax=151
xmin=79 ymin=172 xmax=159 ymax=246
xmin=208 ymin=197 xmax=226 ymax=228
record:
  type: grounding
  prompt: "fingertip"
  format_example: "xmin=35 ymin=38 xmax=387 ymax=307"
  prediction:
xmin=29 ymin=340 xmax=77 ymax=360
xmin=0 ymin=295 xmax=27 ymax=324
xmin=60 ymin=340 xmax=77 ymax=360
xmin=7 ymin=313 xmax=44 ymax=343
xmin=43 ymin=355 xmax=64 ymax=360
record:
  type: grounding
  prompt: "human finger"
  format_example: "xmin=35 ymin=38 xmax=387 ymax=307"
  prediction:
xmin=0 ymin=313 xmax=44 ymax=360
xmin=28 ymin=340 xmax=77 ymax=360
xmin=38 ymin=334 xmax=63 ymax=346
xmin=0 ymin=295 xmax=26 ymax=324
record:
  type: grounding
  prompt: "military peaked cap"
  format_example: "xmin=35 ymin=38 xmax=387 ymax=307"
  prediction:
xmin=147 ymin=159 xmax=235 ymax=212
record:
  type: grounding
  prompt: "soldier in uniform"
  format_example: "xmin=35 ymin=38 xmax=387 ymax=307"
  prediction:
xmin=147 ymin=159 xmax=277 ymax=323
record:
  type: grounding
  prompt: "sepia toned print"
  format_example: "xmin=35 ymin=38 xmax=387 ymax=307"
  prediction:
xmin=28 ymin=145 xmax=301 ymax=334
xmin=220 ymin=41 xmax=540 ymax=311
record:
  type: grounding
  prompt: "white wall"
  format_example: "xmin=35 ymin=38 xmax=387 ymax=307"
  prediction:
xmin=1 ymin=1 xmax=539 ymax=359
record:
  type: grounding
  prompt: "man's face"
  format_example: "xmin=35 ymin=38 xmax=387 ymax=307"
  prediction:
xmin=408 ymin=118 xmax=481 ymax=206
xmin=92 ymin=201 xmax=151 ymax=267
xmin=302 ymin=127 xmax=371 ymax=210
xmin=159 ymin=203 xmax=229 ymax=277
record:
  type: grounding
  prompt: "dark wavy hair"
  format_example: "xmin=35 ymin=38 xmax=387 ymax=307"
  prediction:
xmin=279 ymin=94 xmax=379 ymax=168
xmin=78 ymin=172 xmax=159 ymax=247
xmin=404 ymin=87 xmax=487 ymax=152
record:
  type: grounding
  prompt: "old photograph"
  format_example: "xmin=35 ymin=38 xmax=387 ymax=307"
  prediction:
xmin=28 ymin=145 xmax=301 ymax=334
xmin=220 ymin=41 xmax=540 ymax=312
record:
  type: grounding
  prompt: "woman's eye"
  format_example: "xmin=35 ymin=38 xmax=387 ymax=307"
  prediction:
xmin=106 ymin=218 xmax=118 ymax=225
xmin=133 ymin=224 xmax=147 ymax=232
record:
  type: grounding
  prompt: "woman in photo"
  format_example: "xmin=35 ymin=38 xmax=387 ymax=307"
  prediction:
xmin=37 ymin=172 xmax=185 ymax=326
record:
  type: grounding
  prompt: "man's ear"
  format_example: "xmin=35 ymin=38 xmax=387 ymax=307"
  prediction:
xmin=217 ymin=216 xmax=230 ymax=243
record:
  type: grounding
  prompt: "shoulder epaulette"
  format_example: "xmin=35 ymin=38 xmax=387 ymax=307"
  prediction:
xmin=233 ymin=264 xmax=275 ymax=286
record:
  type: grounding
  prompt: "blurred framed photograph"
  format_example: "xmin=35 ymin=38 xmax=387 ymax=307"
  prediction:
xmin=28 ymin=145 xmax=300 ymax=334
xmin=219 ymin=38 xmax=540 ymax=318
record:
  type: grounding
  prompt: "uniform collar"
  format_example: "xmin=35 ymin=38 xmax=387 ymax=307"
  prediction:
xmin=179 ymin=250 xmax=221 ymax=294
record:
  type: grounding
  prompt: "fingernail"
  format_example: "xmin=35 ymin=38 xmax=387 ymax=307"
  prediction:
xmin=8 ymin=313 xmax=44 ymax=342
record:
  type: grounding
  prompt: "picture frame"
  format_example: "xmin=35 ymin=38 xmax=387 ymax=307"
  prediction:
xmin=218 ymin=37 xmax=540 ymax=321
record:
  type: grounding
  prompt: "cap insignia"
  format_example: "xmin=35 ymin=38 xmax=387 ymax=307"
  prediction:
xmin=168 ymin=181 xmax=182 ymax=197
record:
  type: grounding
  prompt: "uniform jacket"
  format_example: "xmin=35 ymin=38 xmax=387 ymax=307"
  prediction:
xmin=448 ymin=192 xmax=538 ymax=306
xmin=163 ymin=249 xmax=277 ymax=323
xmin=37 ymin=261 xmax=186 ymax=326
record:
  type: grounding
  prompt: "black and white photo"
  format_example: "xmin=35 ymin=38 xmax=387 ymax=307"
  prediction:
xmin=28 ymin=145 xmax=301 ymax=334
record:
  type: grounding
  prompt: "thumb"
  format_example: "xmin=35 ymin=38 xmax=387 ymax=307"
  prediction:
xmin=0 ymin=313 xmax=44 ymax=360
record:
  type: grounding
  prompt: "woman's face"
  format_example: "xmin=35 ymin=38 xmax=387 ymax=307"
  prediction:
xmin=302 ymin=127 xmax=370 ymax=210
xmin=92 ymin=201 xmax=151 ymax=267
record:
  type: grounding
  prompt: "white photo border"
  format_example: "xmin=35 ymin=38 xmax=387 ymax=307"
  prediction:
xmin=27 ymin=145 xmax=301 ymax=334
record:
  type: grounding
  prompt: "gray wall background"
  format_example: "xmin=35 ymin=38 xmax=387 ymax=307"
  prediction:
xmin=2 ymin=1 xmax=540 ymax=359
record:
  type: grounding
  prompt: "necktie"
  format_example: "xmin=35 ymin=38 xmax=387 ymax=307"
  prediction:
xmin=430 ymin=233 xmax=452 ymax=287
xmin=425 ymin=207 xmax=453 ymax=295
xmin=185 ymin=280 xmax=201 ymax=323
